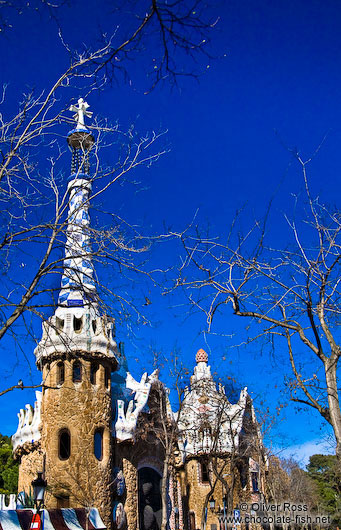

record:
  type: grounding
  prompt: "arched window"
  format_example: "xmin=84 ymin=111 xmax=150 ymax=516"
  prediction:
xmin=56 ymin=317 xmax=64 ymax=334
xmin=90 ymin=362 xmax=98 ymax=385
xmin=237 ymin=461 xmax=248 ymax=489
xmin=200 ymin=462 xmax=210 ymax=483
xmin=59 ymin=429 xmax=71 ymax=460
xmin=94 ymin=428 xmax=103 ymax=461
xmin=44 ymin=363 xmax=50 ymax=380
xmin=73 ymin=361 xmax=82 ymax=383
xmin=57 ymin=361 xmax=65 ymax=385
xmin=73 ymin=316 xmax=82 ymax=332
xmin=138 ymin=467 xmax=162 ymax=530
xmin=104 ymin=367 xmax=110 ymax=389
xmin=251 ymin=472 xmax=259 ymax=492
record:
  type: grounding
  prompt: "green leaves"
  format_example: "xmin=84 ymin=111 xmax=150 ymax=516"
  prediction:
xmin=307 ymin=454 xmax=340 ymax=526
xmin=0 ymin=434 xmax=18 ymax=495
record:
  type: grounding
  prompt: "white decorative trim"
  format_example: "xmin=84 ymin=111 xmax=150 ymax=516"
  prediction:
xmin=178 ymin=356 xmax=249 ymax=459
xmin=0 ymin=495 xmax=16 ymax=510
xmin=12 ymin=391 xmax=42 ymax=452
xmin=35 ymin=311 xmax=117 ymax=363
xmin=115 ymin=370 xmax=159 ymax=442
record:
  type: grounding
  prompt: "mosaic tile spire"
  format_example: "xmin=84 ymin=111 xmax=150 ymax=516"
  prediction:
xmin=58 ymin=99 xmax=97 ymax=310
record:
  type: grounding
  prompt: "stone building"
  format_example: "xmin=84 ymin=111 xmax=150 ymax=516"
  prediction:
xmin=12 ymin=101 xmax=267 ymax=530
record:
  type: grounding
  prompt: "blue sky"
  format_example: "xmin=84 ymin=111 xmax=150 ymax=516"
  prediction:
xmin=0 ymin=0 xmax=339 ymax=463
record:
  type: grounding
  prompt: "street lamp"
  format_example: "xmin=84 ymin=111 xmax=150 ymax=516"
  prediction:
xmin=31 ymin=472 xmax=47 ymax=513
xmin=209 ymin=498 xmax=216 ymax=512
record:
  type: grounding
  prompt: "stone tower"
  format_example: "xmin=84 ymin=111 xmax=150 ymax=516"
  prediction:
xmin=13 ymin=99 xmax=118 ymax=529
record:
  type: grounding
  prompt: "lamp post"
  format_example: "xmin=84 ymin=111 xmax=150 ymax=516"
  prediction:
xmin=209 ymin=497 xmax=216 ymax=512
xmin=223 ymin=495 xmax=228 ymax=530
xmin=31 ymin=472 xmax=47 ymax=530
xmin=217 ymin=507 xmax=225 ymax=530
xmin=32 ymin=472 xmax=47 ymax=512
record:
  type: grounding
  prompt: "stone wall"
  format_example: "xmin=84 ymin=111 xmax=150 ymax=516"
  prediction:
xmin=115 ymin=434 xmax=165 ymax=530
xmin=180 ymin=456 xmax=244 ymax=530
xmin=41 ymin=358 xmax=113 ymax=529
xmin=178 ymin=453 xmax=267 ymax=530
xmin=17 ymin=443 xmax=44 ymax=496
xmin=122 ymin=458 xmax=138 ymax=530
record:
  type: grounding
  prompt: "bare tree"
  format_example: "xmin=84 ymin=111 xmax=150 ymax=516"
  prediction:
xmin=133 ymin=348 xmax=268 ymax=530
xmin=136 ymin=351 xmax=189 ymax=530
xmin=170 ymin=153 xmax=341 ymax=465
xmin=0 ymin=0 xmax=219 ymax=386
xmin=1 ymin=0 xmax=217 ymax=202
xmin=267 ymin=455 xmax=318 ymax=506
xmin=180 ymin=381 xmax=266 ymax=530
xmin=0 ymin=117 xmax=165 ymax=371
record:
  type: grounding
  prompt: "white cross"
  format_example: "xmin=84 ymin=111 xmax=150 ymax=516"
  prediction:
xmin=69 ymin=97 xmax=93 ymax=129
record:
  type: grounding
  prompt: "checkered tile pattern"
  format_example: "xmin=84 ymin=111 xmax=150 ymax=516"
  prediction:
xmin=58 ymin=179 xmax=97 ymax=308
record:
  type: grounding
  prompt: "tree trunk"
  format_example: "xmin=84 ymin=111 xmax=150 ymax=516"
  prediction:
xmin=325 ymin=358 xmax=341 ymax=469
xmin=161 ymin=456 xmax=169 ymax=530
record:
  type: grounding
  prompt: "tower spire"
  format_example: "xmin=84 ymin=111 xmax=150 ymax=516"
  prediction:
xmin=58 ymin=99 xmax=96 ymax=310
xmin=28 ymin=102 xmax=117 ymax=529
xmin=35 ymin=98 xmax=118 ymax=365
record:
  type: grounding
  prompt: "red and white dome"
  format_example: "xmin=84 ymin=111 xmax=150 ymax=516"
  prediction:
xmin=196 ymin=348 xmax=208 ymax=363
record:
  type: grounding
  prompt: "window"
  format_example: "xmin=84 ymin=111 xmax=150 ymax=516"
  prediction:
xmin=251 ymin=472 xmax=259 ymax=493
xmin=105 ymin=367 xmax=110 ymax=389
xmin=73 ymin=316 xmax=82 ymax=332
xmin=56 ymin=317 xmax=64 ymax=334
xmin=59 ymin=429 xmax=71 ymax=460
xmin=200 ymin=462 xmax=210 ymax=483
xmin=237 ymin=461 xmax=248 ymax=489
xmin=94 ymin=428 xmax=103 ymax=461
xmin=57 ymin=361 xmax=65 ymax=385
xmin=73 ymin=361 xmax=82 ymax=383
xmin=90 ymin=362 xmax=99 ymax=385
xmin=44 ymin=364 xmax=50 ymax=380
xmin=138 ymin=467 xmax=162 ymax=527
xmin=92 ymin=320 xmax=97 ymax=333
